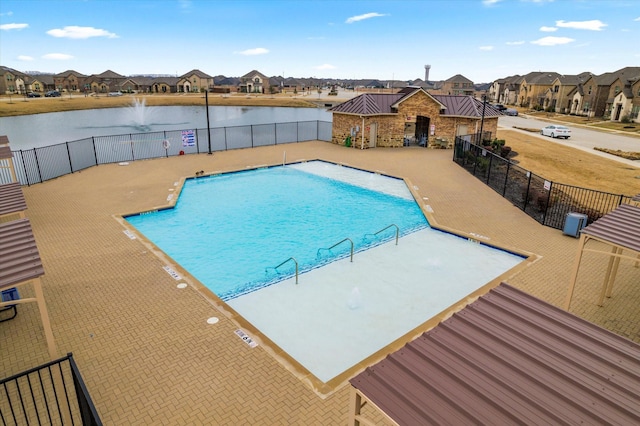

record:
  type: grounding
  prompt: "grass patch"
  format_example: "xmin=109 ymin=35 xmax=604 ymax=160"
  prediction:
xmin=0 ymin=93 xmax=317 ymax=117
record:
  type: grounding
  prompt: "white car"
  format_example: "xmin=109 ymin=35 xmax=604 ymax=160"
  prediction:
xmin=541 ymin=125 xmax=571 ymax=139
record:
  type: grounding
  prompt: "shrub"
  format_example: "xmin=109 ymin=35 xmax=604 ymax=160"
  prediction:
xmin=500 ymin=146 xmax=512 ymax=158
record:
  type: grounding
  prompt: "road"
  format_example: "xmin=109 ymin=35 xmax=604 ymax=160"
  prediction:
xmin=498 ymin=114 xmax=640 ymax=168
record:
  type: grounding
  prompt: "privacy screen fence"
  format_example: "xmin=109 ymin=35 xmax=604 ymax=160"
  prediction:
xmin=453 ymin=135 xmax=633 ymax=230
xmin=1 ymin=120 xmax=332 ymax=186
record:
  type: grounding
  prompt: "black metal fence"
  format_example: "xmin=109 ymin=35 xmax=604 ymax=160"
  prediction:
xmin=1 ymin=120 xmax=332 ymax=186
xmin=453 ymin=135 xmax=633 ymax=230
xmin=0 ymin=353 xmax=102 ymax=425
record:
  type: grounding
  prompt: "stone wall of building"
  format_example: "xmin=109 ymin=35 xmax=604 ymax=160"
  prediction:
xmin=331 ymin=91 xmax=499 ymax=149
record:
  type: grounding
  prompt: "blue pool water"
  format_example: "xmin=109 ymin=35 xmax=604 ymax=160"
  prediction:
xmin=126 ymin=162 xmax=428 ymax=300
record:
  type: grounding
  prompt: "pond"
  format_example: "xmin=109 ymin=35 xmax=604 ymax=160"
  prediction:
xmin=0 ymin=105 xmax=332 ymax=150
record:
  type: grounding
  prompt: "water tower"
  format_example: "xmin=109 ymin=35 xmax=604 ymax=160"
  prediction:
xmin=424 ymin=65 xmax=431 ymax=82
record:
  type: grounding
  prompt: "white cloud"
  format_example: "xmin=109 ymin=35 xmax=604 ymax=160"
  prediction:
xmin=47 ymin=26 xmax=118 ymax=39
xmin=42 ymin=53 xmax=74 ymax=60
xmin=234 ymin=48 xmax=269 ymax=55
xmin=18 ymin=55 xmax=34 ymax=61
xmin=634 ymin=17 xmax=640 ymax=21
xmin=531 ymin=36 xmax=574 ymax=46
xmin=540 ymin=26 xmax=557 ymax=32
xmin=345 ymin=13 xmax=387 ymax=24
xmin=0 ymin=11 xmax=13 ymax=17
xmin=479 ymin=45 xmax=494 ymax=51
xmin=0 ymin=23 xmax=28 ymax=30
xmin=482 ymin=0 xmax=503 ymax=5
xmin=506 ymin=41 xmax=525 ymax=45
xmin=555 ymin=20 xmax=606 ymax=31
xmin=314 ymin=64 xmax=336 ymax=70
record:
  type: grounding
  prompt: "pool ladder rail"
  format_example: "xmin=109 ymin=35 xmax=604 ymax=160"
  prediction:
xmin=268 ymin=257 xmax=299 ymax=284
xmin=365 ymin=224 xmax=399 ymax=246
xmin=267 ymin=224 xmax=399 ymax=286
xmin=317 ymin=238 xmax=354 ymax=263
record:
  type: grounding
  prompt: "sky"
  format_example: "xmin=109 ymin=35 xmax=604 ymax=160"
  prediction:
xmin=0 ymin=0 xmax=638 ymax=83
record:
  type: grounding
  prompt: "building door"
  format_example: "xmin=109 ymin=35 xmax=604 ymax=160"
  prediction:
xmin=614 ymin=104 xmax=623 ymax=121
xmin=456 ymin=124 xmax=468 ymax=136
xmin=415 ymin=116 xmax=430 ymax=147
xmin=368 ymin=123 xmax=377 ymax=148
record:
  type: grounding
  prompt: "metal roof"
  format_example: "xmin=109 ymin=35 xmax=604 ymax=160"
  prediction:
xmin=329 ymin=93 xmax=404 ymax=115
xmin=330 ymin=89 xmax=501 ymax=118
xmin=0 ymin=183 xmax=27 ymax=217
xmin=0 ymin=218 xmax=44 ymax=290
xmin=581 ymin=203 xmax=640 ymax=253
xmin=350 ymin=283 xmax=640 ymax=425
xmin=431 ymin=95 xmax=502 ymax=118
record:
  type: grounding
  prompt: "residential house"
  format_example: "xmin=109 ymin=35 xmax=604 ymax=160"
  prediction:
xmin=543 ymin=72 xmax=592 ymax=113
xmin=82 ymin=70 xmax=126 ymax=93
xmin=517 ymin=72 xmax=560 ymax=108
xmin=434 ymin=74 xmax=475 ymax=96
xmin=501 ymin=75 xmax=525 ymax=106
xmin=53 ymin=70 xmax=87 ymax=93
xmin=150 ymin=77 xmax=179 ymax=93
xmin=609 ymin=75 xmax=640 ymax=122
xmin=0 ymin=66 xmax=26 ymax=94
xmin=214 ymin=75 xmax=241 ymax=92
xmin=566 ymin=72 xmax=613 ymax=117
xmin=329 ymin=87 xmax=500 ymax=149
xmin=177 ymin=69 xmax=214 ymax=93
xmin=27 ymin=74 xmax=55 ymax=93
xmin=605 ymin=67 xmax=640 ymax=122
xmin=239 ymin=70 xmax=270 ymax=93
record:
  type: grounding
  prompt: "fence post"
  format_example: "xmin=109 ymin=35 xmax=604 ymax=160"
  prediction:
xmin=130 ymin=134 xmax=135 ymax=160
xmin=523 ymin=173 xmax=532 ymax=211
xmin=502 ymin=161 xmax=511 ymax=197
xmin=251 ymin=125 xmax=254 ymax=148
xmin=92 ymin=137 xmax=98 ymax=166
xmin=66 ymin=141 xmax=73 ymax=173
xmin=20 ymin=150 xmax=30 ymax=186
xmin=33 ymin=148 xmax=43 ymax=184
xmin=541 ymin=181 xmax=552 ymax=226
xmin=486 ymin=154 xmax=493 ymax=184
xmin=224 ymin=127 xmax=228 ymax=151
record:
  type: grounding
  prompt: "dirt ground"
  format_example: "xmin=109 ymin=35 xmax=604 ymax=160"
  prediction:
xmin=497 ymin=129 xmax=640 ymax=196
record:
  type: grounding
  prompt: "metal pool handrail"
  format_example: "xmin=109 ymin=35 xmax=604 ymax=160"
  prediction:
xmin=372 ymin=224 xmax=400 ymax=245
xmin=269 ymin=257 xmax=299 ymax=284
xmin=317 ymin=238 xmax=354 ymax=263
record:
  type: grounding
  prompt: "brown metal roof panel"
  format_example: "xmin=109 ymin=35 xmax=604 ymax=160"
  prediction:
xmin=0 ymin=182 xmax=27 ymax=215
xmin=0 ymin=144 xmax=12 ymax=159
xmin=581 ymin=204 xmax=640 ymax=253
xmin=351 ymin=283 xmax=640 ymax=425
xmin=0 ymin=218 xmax=44 ymax=289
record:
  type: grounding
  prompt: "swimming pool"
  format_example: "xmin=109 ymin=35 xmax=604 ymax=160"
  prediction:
xmin=125 ymin=160 xmax=526 ymax=386
xmin=126 ymin=161 xmax=428 ymax=300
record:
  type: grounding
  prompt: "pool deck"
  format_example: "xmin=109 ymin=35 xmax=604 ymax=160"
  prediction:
xmin=2 ymin=141 xmax=639 ymax=424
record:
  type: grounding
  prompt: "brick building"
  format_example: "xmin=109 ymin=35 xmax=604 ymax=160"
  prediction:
xmin=329 ymin=87 xmax=500 ymax=149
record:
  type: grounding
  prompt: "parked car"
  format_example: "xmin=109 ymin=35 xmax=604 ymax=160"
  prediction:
xmin=541 ymin=125 xmax=571 ymax=139
xmin=45 ymin=90 xmax=61 ymax=97
xmin=504 ymin=108 xmax=518 ymax=116
xmin=27 ymin=92 xmax=41 ymax=98
xmin=108 ymin=91 xmax=123 ymax=97
xmin=493 ymin=104 xmax=507 ymax=111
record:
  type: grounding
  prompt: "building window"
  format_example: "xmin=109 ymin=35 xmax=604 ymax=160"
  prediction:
xmin=614 ymin=86 xmax=620 ymax=94
xmin=554 ymin=85 xmax=559 ymax=93
xmin=588 ymin=86 xmax=592 ymax=95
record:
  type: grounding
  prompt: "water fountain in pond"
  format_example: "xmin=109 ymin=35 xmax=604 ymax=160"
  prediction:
xmin=127 ymin=98 xmax=154 ymax=132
